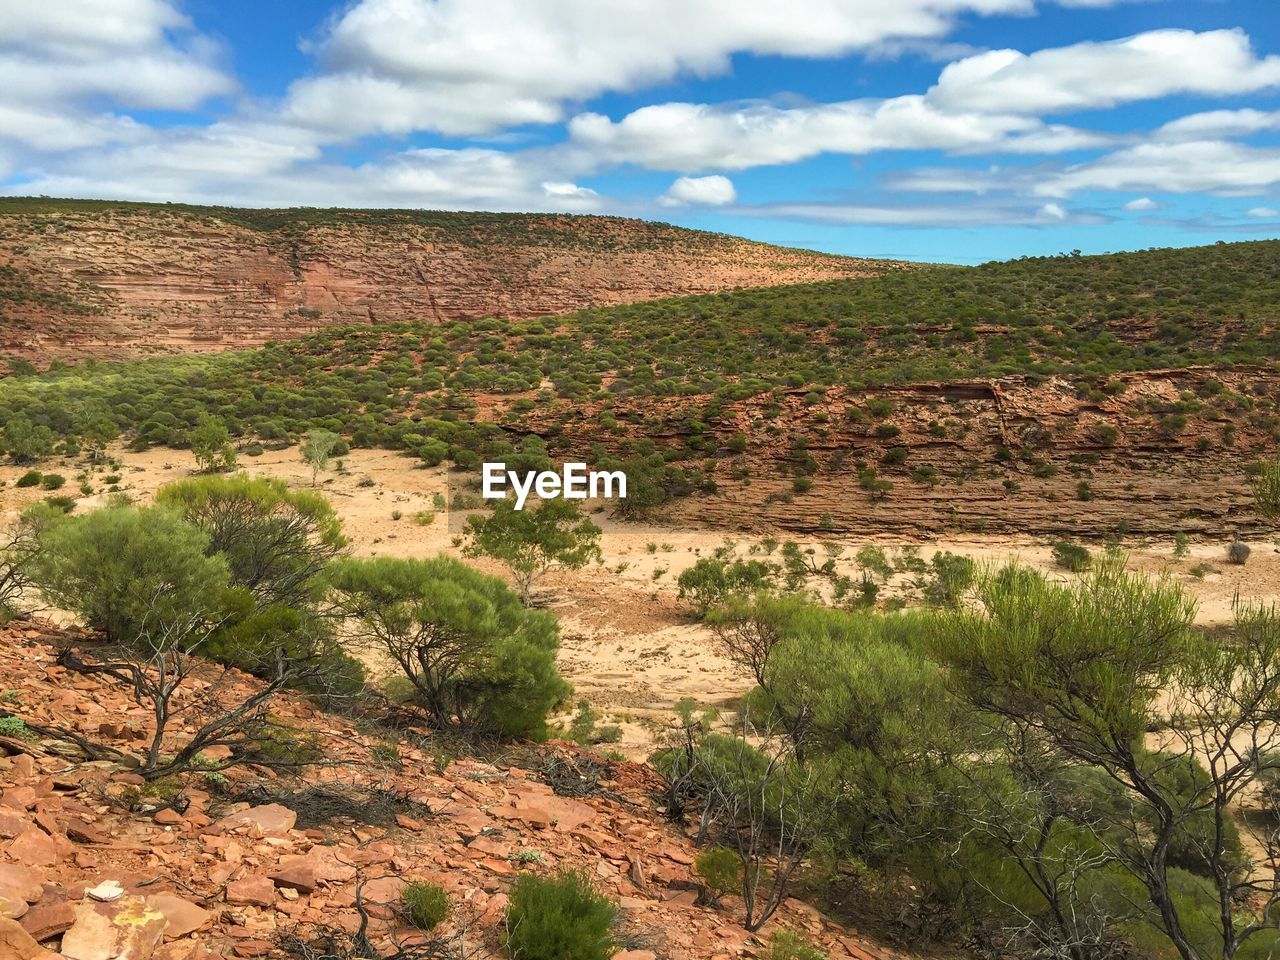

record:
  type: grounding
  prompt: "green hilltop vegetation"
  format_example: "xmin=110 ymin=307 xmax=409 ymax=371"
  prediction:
xmin=0 ymin=195 xmax=821 ymax=253
xmin=0 ymin=237 xmax=1277 ymax=500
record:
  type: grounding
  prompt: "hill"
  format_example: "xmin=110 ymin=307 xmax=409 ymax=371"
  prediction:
xmin=0 ymin=238 xmax=1277 ymax=535
xmin=0 ymin=198 xmax=896 ymax=365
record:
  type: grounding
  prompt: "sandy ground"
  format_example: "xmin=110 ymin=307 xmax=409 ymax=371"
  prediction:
xmin=2 ymin=444 xmax=1277 ymax=758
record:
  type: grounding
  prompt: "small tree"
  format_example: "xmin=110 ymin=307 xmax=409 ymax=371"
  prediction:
xmin=31 ymin=502 xmax=342 ymax=779
xmin=934 ymin=560 xmax=1280 ymax=960
xmin=328 ymin=555 xmax=569 ymax=739
xmin=691 ymin=726 xmax=833 ymax=931
xmin=31 ymin=505 xmax=232 ymax=646
xmin=156 ymin=474 xmax=346 ymax=610
xmin=1253 ymin=457 xmax=1280 ymax=526
xmin=3 ymin=413 xmax=54 ymax=464
xmin=0 ymin=504 xmax=62 ymax=623
xmin=463 ymin=498 xmax=601 ymax=604
xmin=55 ymin=598 xmax=329 ymax=779
xmin=301 ymin=428 xmax=341 ymax=485
xmin=189 ymin=414 xmax=236 ymax=473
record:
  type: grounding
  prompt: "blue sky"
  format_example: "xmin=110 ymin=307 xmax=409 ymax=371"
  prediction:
xmin=1 ymin=1 xmax=1278 ymax=263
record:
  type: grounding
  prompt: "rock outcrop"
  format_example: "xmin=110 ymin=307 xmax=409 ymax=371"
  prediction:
xmin=0 ymin=202 xmax=898 ymax=366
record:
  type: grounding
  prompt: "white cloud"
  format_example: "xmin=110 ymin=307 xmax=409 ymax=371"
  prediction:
xmin=892 ymin=140 xmax=1280 ymax=200
xmin=1038 ymin=141 xmax=1280 ymax=197
xmin=730 ymin=199 xmax=1105 ymax=227
xmin=569 ymin=96 xmax=1081 ymax=172
xmin=1249 ymin=206 xmax=1279 ymax=218
xmin=660 ymin=175 xmax=737 ymax=206
xmin=282 ymin=0 xmax=1037 ymax=138
xmin=4 ymin=131 xmax=602 ymax=213
xmin=1039 ymin=201 xmax=1067 ymax=219
xmin=928 ymin=29 xmax=1280 ymax=115
xmin=1156 ymin=108 xmax=1280 ymax=141
xmin=1123 ymin=196 xmax=1158 ymax=211
xmin=542 ymin=181 xmax=599 ymax=201
xmin=0 ymin=0 xmax=233 ymax=155
xmin=0 ymin=0 xmax=232 ymax=110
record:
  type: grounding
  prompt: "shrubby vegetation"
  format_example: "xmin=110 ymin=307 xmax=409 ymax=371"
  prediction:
xmin=503 ymin=870 xmax=616 ymax=960
xmin=5 ymin=475 xmax=571 ymax=778
xmin=657 ymin=556 xmax=1280 ymax=960
xmin=1 ymin=239 xmax=1277 ymax=516
xmin=327 ymin=554 xmax=569 ymax=739
xmin=463 ymin=498 xmax=602 ymax=604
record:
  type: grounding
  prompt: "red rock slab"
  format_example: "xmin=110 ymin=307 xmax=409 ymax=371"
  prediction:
xmin=225 ymin=876 xmax=275 ymax=908
xmin=0 ymin=786 xmax=38 ymax=811
xmin=231 ymin=939 xmax=276 ymax=957
xmin=5 ymin=827 xmax=60 ymax=866
xmin=18 ymin=898 xmax=75 ymax=941
xmin=0 ymin=863 xmax=44 ymax=903
xmin=215 ymin=803 xmax=297 ymax=837
xmin=0 ymin=916 xmax=59 ymax=960
xmin=146 ymin=894 xmax=211 ymax=940
xmin=493 ymin=794 xmax=596 ymax=832
xmin=267 ymin=859 xmax=317 ymax=894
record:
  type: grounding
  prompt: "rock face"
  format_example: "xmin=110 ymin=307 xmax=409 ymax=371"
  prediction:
xmin=536 ymin=364 xmax=1279 ymax=536
xmin=0 ymin=202 xmax=897 ymax=366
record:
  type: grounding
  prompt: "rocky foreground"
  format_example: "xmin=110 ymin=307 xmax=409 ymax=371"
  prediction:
xmin=0 ymin=622 xmax=906 ymax=960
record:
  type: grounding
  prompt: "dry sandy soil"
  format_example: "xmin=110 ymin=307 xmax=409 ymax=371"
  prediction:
xmin=2 ymin=445 xmax=1276 ymax=759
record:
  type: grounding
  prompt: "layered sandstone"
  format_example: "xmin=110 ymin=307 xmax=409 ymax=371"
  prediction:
xmin=0 ymin=202 xmax=898 ymax=365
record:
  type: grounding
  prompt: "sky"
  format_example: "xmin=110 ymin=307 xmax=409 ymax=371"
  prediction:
xmin=1 ymin=1 xmax=1278 ymax=263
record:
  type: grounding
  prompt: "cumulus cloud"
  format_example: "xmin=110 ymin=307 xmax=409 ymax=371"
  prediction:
xmin=1156 ymin=108 xmax=1280 ymax=140
xmin=927 ymin=29 xmax=1280 ymax=115
xmin=1038 ymin=141 xmax=1280 ymax=197
xmin=1123 ymin=196 xmax=1158 ymax=211
xmin=0 ymin=0 xmax=232 ymax=157
xmin=4 ymin=129 xmax=602 ymax=213
xmin=281 ymin=0 xmax=1039 ymax=138
xmin=660 ymin=175 xmax=737 ymax=206
xmin=893 ymin=140 xmax=1280 ymax=200
xmin=0 ymin=0 xmax=232 ymax=111
xmin=566 ymin=29 xmax=1280 ymax=176
xmin=569 ymin=97 xmax=1084 ymax=171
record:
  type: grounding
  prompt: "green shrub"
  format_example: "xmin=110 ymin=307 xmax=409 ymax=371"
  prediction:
xmin=401 ymin=881 xmax=451 ymax=932
xmin=694 ymin=845 xmax=741 ymax=904
xmin=767 ymin=930 xmax=827 ymax=960
xmin=15 ymin=470 xmax=40 ymax=488
xmin=504 ymin=870 xmax=616 ymax=960
xmin=30 ymin=504 xmax=232 ymax=646
xmin=0 ymin=716 xmax=34 ymax=741
xmin=1051 ymin=540 xmax=1092 ymax=572
xmin=328 ymin=555 xmax=568 ymax=739
xmin=676 ymin=556 xmax=775 ymax=617
xmin=156 ymin=474 xmax=346 ymax=610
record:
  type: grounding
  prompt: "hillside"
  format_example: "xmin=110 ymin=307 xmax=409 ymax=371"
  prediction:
xmin=0 ymin=198 xmax=895 ymax=365
xmin=0 ymin=620 xmax=909 ymax=960
xmin=1 ymin=238 xmax=1277 ymax=536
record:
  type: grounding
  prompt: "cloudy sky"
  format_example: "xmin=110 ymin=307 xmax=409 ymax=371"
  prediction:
xmin=1 ymin=0 xmax=1277 ymax=262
